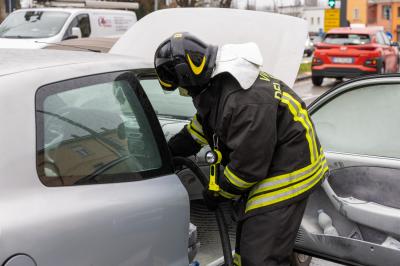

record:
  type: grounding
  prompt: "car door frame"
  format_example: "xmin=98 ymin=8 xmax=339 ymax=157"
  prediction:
xmin=297 ymin=73 xmax=400 ymax=266
xmin=0 ymin=69 xmax=190 ymax=266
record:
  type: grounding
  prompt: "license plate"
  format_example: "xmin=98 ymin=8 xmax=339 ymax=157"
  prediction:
xmin=332 ymin=57 xmax=353 ymax=64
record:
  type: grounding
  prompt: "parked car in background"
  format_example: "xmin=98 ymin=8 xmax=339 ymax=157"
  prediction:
xmin=0 ymin=8 xmax=136 ymax=49
xmin=304 ymin=36 xmax=314 ymax=57
xmin=311 ymin=27 xmax=399 ymax=86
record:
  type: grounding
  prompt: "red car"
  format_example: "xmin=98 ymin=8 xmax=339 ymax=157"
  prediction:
xmin=312 ymin=27 xmax=399 ymax=86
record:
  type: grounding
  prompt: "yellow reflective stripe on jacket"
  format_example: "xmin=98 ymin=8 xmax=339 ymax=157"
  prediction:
xmin=219 ymin=188 xmax=240 ymax=200
xmin=187 ymin=124 xmax=208 ymax=146
xmin=283 ymin=92 xmax=319 ymax=160
xmin=191 ymin=115 xmax=204 ymax=134
xmin=224 ymin=166 xmax=257 ymax=190
xmin=280 ymin=93 xmax=317 ymax=163
xmin=246 ymin=164 xmax=328 ymax=212
xmin=249 ymin=153 xmax=327 ymax=198
xmin=187 ymin=115 xmax=208 ymax=146
xmin=233 ymin=253 xmax=242 ymax=266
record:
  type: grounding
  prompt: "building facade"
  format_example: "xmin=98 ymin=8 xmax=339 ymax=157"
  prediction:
xmin=346 ymin=0 xmax=400 ymax=41
xmin=303 ymin=7 xmax=325 ymax=34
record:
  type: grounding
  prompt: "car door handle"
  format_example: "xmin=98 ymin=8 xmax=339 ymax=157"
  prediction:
xmin=322 ymin=180 xmax=400 ymax=236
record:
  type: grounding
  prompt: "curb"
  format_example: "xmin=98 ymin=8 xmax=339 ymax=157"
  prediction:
xmin=296 ymin=73 xmax=311 ymax=82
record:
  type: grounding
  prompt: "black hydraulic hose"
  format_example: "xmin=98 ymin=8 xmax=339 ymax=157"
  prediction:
xmin=173 ymin=157 xmax=234 ymax=266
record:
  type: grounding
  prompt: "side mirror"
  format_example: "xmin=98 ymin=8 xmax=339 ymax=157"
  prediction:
xmin=71 ymin=27 xmax=82 ymax=39
xmin=63 ymin=27 xmax=82 ymax=41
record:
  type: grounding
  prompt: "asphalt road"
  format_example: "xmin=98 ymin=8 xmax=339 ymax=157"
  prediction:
xmin=293 ymin=77 xmax=344 ymax=266
xmin=293 ymin=77 xmax=340 ymax=105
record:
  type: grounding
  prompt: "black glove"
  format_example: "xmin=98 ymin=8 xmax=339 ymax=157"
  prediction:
xmin=202 ymin=189 xmax=220 ymax=211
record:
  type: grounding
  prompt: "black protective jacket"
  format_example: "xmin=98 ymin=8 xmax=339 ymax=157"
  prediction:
xmin=169 ymin=72 xmax=329 ymax=217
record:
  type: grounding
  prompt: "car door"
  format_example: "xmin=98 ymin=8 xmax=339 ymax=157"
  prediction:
xmin=293 ymin=75 xmax=400 ymax=266
xmin=0 ymin=71 xmax=189 ymax=266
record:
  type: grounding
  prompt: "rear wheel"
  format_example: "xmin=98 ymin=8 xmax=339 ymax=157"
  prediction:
xmin=291 ymin=252 xmax=312 ymax=266
xmin=312 ymin=76 xmax=323 ymax=86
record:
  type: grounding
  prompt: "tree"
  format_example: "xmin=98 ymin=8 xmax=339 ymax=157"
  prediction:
xmin=175 ymin=0 xmax=232 ymax=7
xmin=0 ymin=0 xmax=6 ymax=22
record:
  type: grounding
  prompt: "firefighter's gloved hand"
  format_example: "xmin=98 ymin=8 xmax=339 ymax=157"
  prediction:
xmin=202 ymin=189 xmax=220 ymax=211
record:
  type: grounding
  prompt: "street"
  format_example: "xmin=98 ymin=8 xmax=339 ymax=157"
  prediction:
xmin=293 ymin=77 xmax=341 ymax=105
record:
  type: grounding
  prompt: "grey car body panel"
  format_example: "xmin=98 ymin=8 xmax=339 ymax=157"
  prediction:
xmin=0 ymin=49 xmax=189 ymax=266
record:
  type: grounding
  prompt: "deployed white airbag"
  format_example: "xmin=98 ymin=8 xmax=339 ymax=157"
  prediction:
xmin=110 ymin=8 xmax=307 ymax=87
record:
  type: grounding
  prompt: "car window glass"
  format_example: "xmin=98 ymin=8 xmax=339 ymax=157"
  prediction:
xmin=376 ymin=32 xmax=385 ymax=45
xmin=63 ymin=14 xmax=91 ymax=39
xmin=0 ymin=11 xmax=70 ymax=38
xmin=312 ymin=84 xmax=400 ymax=159
xmin=381 ymin=31 xmax=391 ymax=45
xmin=36 ymin=73 xmax=167 ymax=186
xmin=323 ymin=33 xmax=370 ymax=45
xmin=140 ymin=79 xmax=196 ymax=120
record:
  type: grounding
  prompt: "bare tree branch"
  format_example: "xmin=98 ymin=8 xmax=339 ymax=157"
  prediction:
xmin=219 ymin=0 xmax=232 ymax=8
xmin=176 ymin=0 xmax=197 ymax=7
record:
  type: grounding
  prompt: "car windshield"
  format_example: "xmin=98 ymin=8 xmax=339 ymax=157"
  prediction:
xmin=0 ymin=11 xmax=70 ymax=38
xmin=140 ymin=79 xmax=196 ymax=120
xmin=323 ymin=33 xmax=371 ymax=45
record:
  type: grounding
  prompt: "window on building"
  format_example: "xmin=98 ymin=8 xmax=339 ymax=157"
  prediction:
xmin=382 ymin=5 xmax=391 ymax=20
xmin=354 ymin=8 xmax=360 ymax=20
xmin=311 ymin=17 xmax=314 ymax=25
xmin=398 ymin=7 xmax=400 ymax=17
xmin=317 ymin=17 xmax=320 ymax=25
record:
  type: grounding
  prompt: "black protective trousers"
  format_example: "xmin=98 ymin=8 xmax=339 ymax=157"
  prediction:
xmin=234 ymin=198 xmax=308 ymax=266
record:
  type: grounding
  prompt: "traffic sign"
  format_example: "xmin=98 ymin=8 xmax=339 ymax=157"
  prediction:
xmin=324 ymin=8 xmax=340 ymax=32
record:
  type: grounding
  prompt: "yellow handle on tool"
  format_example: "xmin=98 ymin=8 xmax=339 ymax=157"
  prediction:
xmin=208 ymin=149 xmax=222 ymax=192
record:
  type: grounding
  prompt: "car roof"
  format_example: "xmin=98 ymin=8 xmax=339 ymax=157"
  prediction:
xmin=43 ymin=37 xmax=118 ymax=53
xmin=328 ymin=27 xmax=378 ymax=35
xmin=0 ymin=49 xmax=149 ymax=77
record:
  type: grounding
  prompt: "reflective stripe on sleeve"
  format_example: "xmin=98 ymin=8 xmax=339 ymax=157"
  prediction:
xmin=245 ymin=164 xmax=328 ymax=212
xmin=187 ymin=115 xmax=208 ymax=146
xmin=224 ymin=166 xmax=257 ymax=190
xmin=218 ymin=189 xmax=240 ymax=200
xmin=249 ymin=152 xmax=327 ymax=198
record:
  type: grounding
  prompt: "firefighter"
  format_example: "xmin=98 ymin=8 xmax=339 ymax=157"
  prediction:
xmin=154 ymin=32 xmax=329 ymax=266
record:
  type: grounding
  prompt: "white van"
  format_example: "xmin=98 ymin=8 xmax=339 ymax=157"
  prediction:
xmin=0 ymin=8 xmax=136 ymax=49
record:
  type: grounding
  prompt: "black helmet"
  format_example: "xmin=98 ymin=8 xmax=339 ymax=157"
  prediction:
xmin=154 ymin=32 xmax=218 ymax=96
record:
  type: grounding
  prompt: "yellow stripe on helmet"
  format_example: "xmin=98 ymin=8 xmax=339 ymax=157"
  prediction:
xmin=186 ymin=54 xmax=206 ymax=75
xmin=158 ymin=78 xmax=172 ymax=88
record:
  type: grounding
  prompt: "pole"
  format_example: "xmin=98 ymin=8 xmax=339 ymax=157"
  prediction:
xmin=154 ymin=0 xmax=158 ymax=11
xmin=340 ymin=0 xmax=347 ymax=27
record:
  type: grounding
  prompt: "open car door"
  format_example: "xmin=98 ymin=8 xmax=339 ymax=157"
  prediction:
xmin=294 ymin=74 xmax=400 ymax=266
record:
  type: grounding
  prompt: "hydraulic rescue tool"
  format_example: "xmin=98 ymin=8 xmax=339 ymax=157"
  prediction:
xmin=173 ymin=156 xmax=234 ymax=266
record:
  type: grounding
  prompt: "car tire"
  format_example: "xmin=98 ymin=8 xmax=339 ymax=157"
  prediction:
xmin=291 ymin=252 xmax=312 ymax=266
xmin=312 ymin=76 xmax=323 ymax=86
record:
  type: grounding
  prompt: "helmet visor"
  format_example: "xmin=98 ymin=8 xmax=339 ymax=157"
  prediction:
xmin=156 ymin=62 xmax=179 ymax=91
